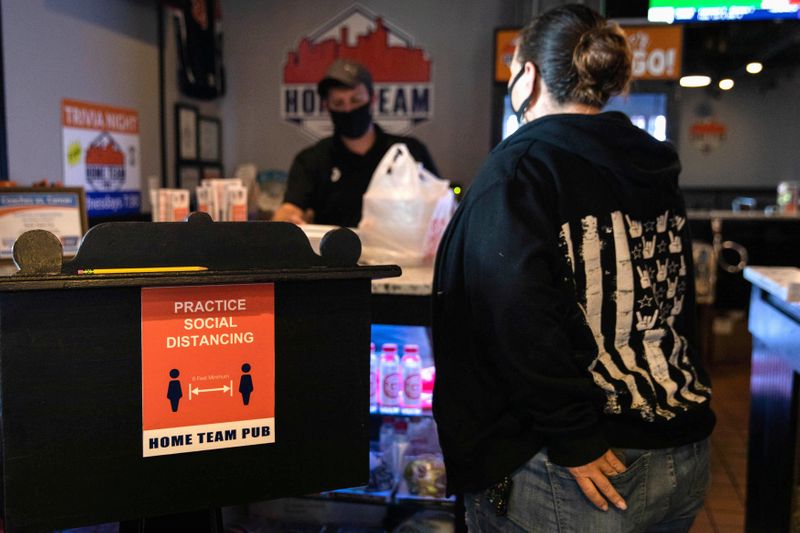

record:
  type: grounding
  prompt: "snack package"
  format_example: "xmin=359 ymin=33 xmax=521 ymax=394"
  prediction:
xmin=196 ymin=186 xmax=212 ymax=217
xmin=152 ymin=188 xmax=190 ymax=222
xmin=402 ymin=454 xmax=447 ymax=498
xmin=226 ymin=185 xmax=248 ymax=221
xmin=197 ymin=178 xmax=246 ymax=221
xmin=170 ymin=189 xmax=190 ymax=221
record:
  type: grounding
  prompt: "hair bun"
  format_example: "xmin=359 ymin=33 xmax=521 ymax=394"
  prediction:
xmin=572 ymin=24 xmax=632 ymax=106
xmin=516 ymin=4 xmax=631 ymax=108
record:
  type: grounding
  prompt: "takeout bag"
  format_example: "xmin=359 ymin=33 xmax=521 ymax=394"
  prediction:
xmin=358 ymin=143 xmax=455 ymax=266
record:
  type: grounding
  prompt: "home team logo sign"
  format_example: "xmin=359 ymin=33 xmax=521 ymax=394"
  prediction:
xmin=282 ymin=4 xmax=433 ymax=139
xmin=85 ymin=132 xmax=125 ymax=190
xmin=141 ymin=284 xmax=276 ymax=457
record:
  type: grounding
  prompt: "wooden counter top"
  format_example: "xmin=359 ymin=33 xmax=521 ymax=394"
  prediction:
xmin=744 ymin=266 xmax=800 ymax=303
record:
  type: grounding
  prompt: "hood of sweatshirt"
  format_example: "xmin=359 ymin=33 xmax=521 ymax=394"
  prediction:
xmin=498 ymin=111 xmax=684 ymax=218
xmin=513 ymin=111 xmax=680 ymax=185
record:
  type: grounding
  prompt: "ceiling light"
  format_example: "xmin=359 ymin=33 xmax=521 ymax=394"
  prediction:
xmin=746 ymin=62 xmax=763 ymax=74
xmin=718 ymin=78 xmax=734 ymax=91
xmin=680 ymin=75 xmax=712 ymax=88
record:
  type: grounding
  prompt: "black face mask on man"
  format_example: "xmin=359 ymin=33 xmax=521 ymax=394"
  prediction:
xmin=330 ymin=102 xmax=372 ymax=139
xmin=507 ymin=67 xmax=532 ymax=123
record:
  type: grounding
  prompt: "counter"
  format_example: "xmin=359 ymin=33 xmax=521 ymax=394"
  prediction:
xmin=688 ymin=209 xmax=800 ymax=221
xmin=371 ymin=266 xmax=434 ymax=326
xmin=744 ymin=266 xmax=800 ymax=303
xmin=743 ymin=266 xmax=800 ymax=532
xmin=371 ymin=266 xmax=433 ymax=296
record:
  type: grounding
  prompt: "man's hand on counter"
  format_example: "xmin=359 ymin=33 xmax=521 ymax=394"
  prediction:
xmin=273 ymin=203 xmax=313 ymax=225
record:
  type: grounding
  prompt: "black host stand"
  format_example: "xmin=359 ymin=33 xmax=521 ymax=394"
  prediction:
xmin=0 ymin=213 xmax=399 ymax=533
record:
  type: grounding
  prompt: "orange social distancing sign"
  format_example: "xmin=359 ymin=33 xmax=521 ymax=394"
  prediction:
xmin=141 ymin=283 xmax=275 ymax=457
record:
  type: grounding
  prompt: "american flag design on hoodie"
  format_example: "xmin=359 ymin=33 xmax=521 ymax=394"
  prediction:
xmin=559 ymin=209 xmax=712 ymax=422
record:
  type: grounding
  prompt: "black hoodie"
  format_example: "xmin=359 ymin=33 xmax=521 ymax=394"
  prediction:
xmin=432 ymin=111 xmax=715 ymax=495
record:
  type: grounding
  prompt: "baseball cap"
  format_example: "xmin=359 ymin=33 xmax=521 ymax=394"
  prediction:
xmin=317 ymin=59 xmax=374 ymax=98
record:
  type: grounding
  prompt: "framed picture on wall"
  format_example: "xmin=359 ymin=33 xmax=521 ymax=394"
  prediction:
xmin=177 ymin=164 xmax=201 ymax=191
xmin=175 ymin=103 xmax=198 ymax=161
xmin=0 ymin=187 xmax=88 ymax=260
xmin=201 ymin=164 xmax=223 ymax=180
xmin=198 ymin=116 xmax=222 ymax=163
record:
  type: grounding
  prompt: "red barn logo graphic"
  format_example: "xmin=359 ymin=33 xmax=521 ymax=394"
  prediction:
xmin=282 ymin=4 xmax=433 ymax=139
xmin=85 ymin=132 xmax=126 ymax=191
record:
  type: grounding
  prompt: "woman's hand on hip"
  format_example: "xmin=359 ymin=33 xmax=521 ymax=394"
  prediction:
xmin=567 ymin=449 xmax=628 ymax=512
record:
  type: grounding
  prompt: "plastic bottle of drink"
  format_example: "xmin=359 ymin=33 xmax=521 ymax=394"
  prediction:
xmin=390 ymin=419 xmax=410 ymax=481
xmin=402 ymin=344 xmax=422 ymax=409
xmin=380 ymin=343 xmax=401 ymax=410
xmin=379 ymin=417 xmax=395 ymax=456
xmin=369 ymin=342 xmax=378 ymax=413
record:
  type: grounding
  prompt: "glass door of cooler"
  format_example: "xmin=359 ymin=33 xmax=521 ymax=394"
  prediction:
xmin=370 ymin=325 xmax=433 ymax=416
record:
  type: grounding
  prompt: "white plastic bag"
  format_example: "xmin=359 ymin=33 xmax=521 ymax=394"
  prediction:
xmin=358 ymin=143 xmax=455 ymax=266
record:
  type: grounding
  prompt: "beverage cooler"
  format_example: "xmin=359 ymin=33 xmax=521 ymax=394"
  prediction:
xmin=242 ymin=273 xmax=455 ymax=532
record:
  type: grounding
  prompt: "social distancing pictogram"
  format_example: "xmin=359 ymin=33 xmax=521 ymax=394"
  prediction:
xmin=141 ymin=284 xmax=275 ymax=457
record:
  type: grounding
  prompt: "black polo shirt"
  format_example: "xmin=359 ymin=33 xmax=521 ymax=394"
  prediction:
xmin=283 ymin=125 xmax=439 ymax=227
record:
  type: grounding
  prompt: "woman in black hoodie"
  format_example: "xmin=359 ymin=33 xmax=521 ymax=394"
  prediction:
xmin=433 ymin=4 xmax=713 ymax=532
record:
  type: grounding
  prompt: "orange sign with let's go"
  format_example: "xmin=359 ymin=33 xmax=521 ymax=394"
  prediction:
xmin=495 ymin=29 xmax=520 ymax=83
xmin=624 ymin=25 xmax=683 ymax=81
xmin=141 ymin=283 xmax=275 ymax=457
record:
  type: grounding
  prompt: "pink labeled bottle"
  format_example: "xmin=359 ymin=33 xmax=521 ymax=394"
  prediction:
xmin=369 ymin=342 xmax=378 ymax=413
xmin=380 ymin=343 xmax=401 ymax=411
xmin=402 ymin=344 xmax=422 ymax=409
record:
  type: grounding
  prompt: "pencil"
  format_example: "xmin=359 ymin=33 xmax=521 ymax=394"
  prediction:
xmin=77 ymin=266 xmax=208 ymax=275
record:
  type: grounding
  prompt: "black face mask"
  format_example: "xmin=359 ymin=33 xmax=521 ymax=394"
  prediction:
xmin=507 ymin=67 xmax=532 ymax=123
xmin=330 ymin=102 xmax=373 ymax=139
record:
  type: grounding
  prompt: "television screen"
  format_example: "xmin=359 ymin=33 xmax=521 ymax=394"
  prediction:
xmin=499 ymin=93 xmax=668 ymax=142
xmin=605 ymin=93 xmax=669 ymax=141
xmin=649 ymin=1 xmax=800 ymax=23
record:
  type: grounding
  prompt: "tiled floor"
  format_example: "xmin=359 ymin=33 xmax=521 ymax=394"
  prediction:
xmin=690 ymin=361 xmax=751 ymax=533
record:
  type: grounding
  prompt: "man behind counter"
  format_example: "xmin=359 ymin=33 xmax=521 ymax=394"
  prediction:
xmin=273 ymin=59 xmax=438 ymax=227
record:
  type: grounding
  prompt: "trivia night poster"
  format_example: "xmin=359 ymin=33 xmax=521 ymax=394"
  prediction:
xmin=61 ymin=98 xmax=142 ymax=216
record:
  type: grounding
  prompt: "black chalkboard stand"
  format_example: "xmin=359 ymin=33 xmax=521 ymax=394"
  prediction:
xmin=0 ymin=214 xmax=399 ymax=533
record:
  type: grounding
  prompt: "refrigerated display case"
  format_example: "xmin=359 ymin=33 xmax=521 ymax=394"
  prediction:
xmin=319 ymin=269 xmax=456 ymax=526
xmin=232 ymin=266 xmax=458 ymax=532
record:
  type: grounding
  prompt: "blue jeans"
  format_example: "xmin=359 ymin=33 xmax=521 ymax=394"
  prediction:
xmin=465 ymin=439 xmax=710 ymax=533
